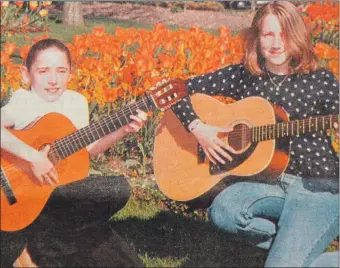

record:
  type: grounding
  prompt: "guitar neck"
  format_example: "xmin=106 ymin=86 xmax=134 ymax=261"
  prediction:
xmin=52 ymin=95 xmax=156 ymax=160
xmin=251 ymin=114 xmax=339 ymax=142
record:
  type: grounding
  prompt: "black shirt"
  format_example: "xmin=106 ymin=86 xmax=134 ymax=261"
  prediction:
xmin=171 ymin=64 xmax=339 ymax=179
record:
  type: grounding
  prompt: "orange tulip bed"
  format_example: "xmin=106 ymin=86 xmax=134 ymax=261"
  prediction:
xmin=1 ymin=1 xmax=338 ymax=159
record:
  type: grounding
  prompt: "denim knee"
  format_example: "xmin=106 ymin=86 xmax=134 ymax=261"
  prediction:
xmin=209 ymin=182 xmax=284 ymax=248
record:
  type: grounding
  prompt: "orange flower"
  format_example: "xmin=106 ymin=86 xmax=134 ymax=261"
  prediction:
xmin=43 ymin=1 xmax=52 ymax=6
xmin=29 ymin=1 xmax=39 ymax=10
xmin=22 ymin=15 xmax=30 ymax=24
xmin=20 ymin=45 xmax=31 ymax=61
xmin=15 ymin=1 xmax=24 ymax=8
xmin=1 ymin=52 xmax=11 ymax=66
xmin=39 ymin=9 xmax=48 ymax=17
xmin=4 ymin=43 xmax=18 ymax=56
xmin=92 ymin=26 xmax=106 ymax=37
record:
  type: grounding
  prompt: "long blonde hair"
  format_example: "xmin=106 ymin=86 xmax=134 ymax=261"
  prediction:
xmin=242 ymin=1 xmax=318 ymax=75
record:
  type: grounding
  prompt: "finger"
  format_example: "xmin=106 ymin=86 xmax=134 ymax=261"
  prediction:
xmin=130 ymin=114 xmax=143 ymax=123
xmin=214 ymin=138 xmax=236 ymax=155
xmin=49 ymin=168 xmax=59 ymax=184
xmin=35 ymin=175 xmax=44 ymax=186
xmin=41 ymin=174 xmax=53 ymax=186
xmin=128 ymin=123 xmax=141 ymax=132
xmin=334 ymin=122 xmax=338 ymax=129
xmin=203 ymin=148 xmax=216 ymax=165
xmin=215 ymin=146 xmax=233 ymax=162
xmin=208 ymin=147 xmax=226 ymax=164
xmin=42 ymin=144 xmax=51 ymax=155
xmin=214 ymin=126 xmax=233 ymax=133
xmin=136 ymin=109 xmax=148 ymax=120
xmin=44 ymin=176 xmax=54 ymax=186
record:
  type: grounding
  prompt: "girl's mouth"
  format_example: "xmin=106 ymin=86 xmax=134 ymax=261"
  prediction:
xmin=45 ymin=88 xmax=59 ymax=93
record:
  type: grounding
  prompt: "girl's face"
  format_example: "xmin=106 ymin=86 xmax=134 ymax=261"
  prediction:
xmin=22 ymin=47 xmax=71 ymax=102
xmin=260 ymin=14 xmax=289 ymax=74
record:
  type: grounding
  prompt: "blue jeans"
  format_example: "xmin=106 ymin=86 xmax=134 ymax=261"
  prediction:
xmin=208 ymin=174 xmax=339 ymax=267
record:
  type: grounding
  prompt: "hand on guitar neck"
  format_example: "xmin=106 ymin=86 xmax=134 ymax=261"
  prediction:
xmin=189 ymin=119 xmax=236 ymax=165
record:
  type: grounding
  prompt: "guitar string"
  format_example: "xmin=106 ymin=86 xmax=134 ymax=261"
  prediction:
xmin=55 ymin=98 xmax=150 ymax=158
xmin=54 ymin=110 xmax=338 ymax=159
xmin=1 ymin=114 xmax=337 ymax=183
xmin=0 ymin=97 xmax=155 ymax=180
xmin=1 ymin=114 xmax=337 ymax=175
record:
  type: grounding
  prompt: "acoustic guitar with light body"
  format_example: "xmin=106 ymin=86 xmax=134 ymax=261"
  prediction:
xmin=1 ymin=79 xmax=187 ymax=232
xmin=154 ymin=94 xmax=338 ymax=201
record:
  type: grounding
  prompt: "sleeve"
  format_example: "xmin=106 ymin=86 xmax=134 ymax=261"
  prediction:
xmin=171 ymin=64 xmax=244 ymax=131
xmin=1 ymin=90 xmax=26 ymax=127
xmin=316 ymin=69 xmax=339 ymax=115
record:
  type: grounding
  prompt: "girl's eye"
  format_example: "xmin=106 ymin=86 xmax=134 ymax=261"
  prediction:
xmin=57 ymin=69 xmax=68 ymax=73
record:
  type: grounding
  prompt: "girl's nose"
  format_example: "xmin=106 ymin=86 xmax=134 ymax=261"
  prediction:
xmin=272 ymin=36 xmax=283 ymax=48
xmin=48 ymin=72 xmax=57 ymax=84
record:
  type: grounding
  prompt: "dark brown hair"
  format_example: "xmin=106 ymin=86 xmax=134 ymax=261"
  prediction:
xmin=25 ymin=38 xmax=72 ymax=71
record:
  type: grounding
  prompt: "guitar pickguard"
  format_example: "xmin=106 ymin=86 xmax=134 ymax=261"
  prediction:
xmin=209 ymin=142 xmax=258 ymax=175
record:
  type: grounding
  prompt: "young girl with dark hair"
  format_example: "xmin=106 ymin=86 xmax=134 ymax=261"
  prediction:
xmin=1 ymin=38 xmax=145 ymax=267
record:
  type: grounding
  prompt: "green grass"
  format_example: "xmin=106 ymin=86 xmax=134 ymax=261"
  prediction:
xmin=3 ymin=16 xmax=154 ymax=46
xmin=107 ymin=178 xmax=267 ymax=268
xmin=2 ymin=14 xmax=236 ymax=48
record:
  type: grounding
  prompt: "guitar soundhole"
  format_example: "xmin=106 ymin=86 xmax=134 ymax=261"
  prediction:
xmin=228 ymin=124 xmax=251 ymax=151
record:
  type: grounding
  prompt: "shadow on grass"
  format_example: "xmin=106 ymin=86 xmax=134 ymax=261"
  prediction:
xmin=111 ymin=211 xmax=267 ymax=267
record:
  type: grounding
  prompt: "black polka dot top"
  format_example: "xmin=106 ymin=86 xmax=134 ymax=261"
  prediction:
xmin=171 ymin=64 xmax=339 ymax=179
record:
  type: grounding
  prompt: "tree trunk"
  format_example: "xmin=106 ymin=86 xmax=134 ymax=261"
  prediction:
xmin=251 ymin=0 xmax=257 ymax=12
xmin=62 ymin=2 xmax=84 ymax=26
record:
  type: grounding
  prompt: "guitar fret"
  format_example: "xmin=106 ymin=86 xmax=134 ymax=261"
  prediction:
xmin=102 ymin=118 xmax=112 ymax=134
xmin=287 ymin=123 xmax=289 ymax=137
xmin=93 ymin=123 xmax=102 ymax=139
xmin=98 ymin=121 xmax=107 ymax=137
xmin=72 ymin=136 xmax=81 ymax=151
xmin=142 ymin=97 xmax=151 ymax=111
xmin=116 ymin=114 xmax=123 ymax=127
xmin=108 ymin=115 xmax=119 ymax=130
xmin=297 ymin=120 xmax=299 ymax=136
xmin=303 ymin=120 xmax=305 ymax=133
xmin=89 ymin=128 xmax=100 ymax=141
xmin=69 ymin=140 xmax=77 ymax=154
xmin=122 ymin=108 xmax=130 ymax=124
xmin=58 ymin=142 xmax=67 ymax=159
xmin=79 ymin=129 xmax=90 ymax=146
xmin=64 ymin=142 xmax=73 ymax=156
xmin=291 ymin=121 xmax=294 ymax=136
xmin=322 ymin=116 xmax=325 ymax=130
xmin=315 ymin=117 xmax=318 ymax=131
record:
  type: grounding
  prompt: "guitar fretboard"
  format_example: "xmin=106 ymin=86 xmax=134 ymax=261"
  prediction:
xmin=251 ymin=115 xmax=339 ymax=142
xmin=51 ymin=95 xmax=155 ymax=159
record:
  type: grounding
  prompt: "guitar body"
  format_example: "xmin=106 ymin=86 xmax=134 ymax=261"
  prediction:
xmin=1 ymin=113 xmax=90 ymax=232
xmin=154 ymin=95 xmax=290 ymax=201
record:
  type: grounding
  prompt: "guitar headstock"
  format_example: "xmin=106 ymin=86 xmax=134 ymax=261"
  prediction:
xmin=149 ymin=79 xmax=187 ymax=111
